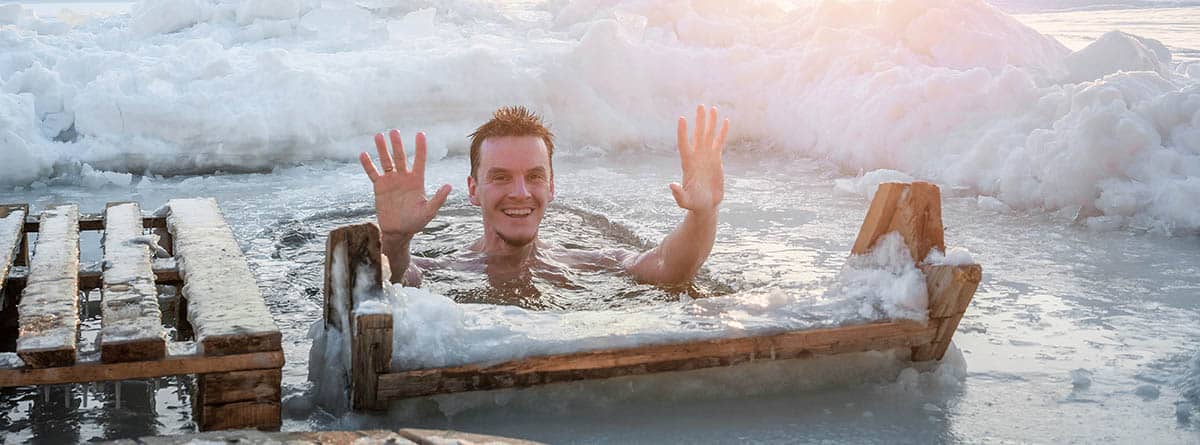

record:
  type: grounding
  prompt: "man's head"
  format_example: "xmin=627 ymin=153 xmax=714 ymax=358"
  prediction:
xmin=467 ymin=106 xmax=556 ymax=249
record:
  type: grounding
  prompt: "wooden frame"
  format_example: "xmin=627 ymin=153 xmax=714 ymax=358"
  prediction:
xmin=325 ymin=182 xmax=982 ymax=409
xmin=0 ymin=199 xmax=284 ymax=432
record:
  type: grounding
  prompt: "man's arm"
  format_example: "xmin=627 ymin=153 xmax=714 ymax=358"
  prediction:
xmin=626 ymin=105 xmax=729 ymax=286
xmin=359 ymin=130 xmax=452 ymax=286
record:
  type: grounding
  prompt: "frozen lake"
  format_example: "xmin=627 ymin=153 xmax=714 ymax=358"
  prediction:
xmin=0 ymin=0 xmax=1198 ymax=443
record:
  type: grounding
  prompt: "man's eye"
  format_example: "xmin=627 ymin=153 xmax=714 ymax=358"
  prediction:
xmin=528 ymin=173 xmax=545 ymax=181
xmin=492 ymin=175 xmax=510 ymax=182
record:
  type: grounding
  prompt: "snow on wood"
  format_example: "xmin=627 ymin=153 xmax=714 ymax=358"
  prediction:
xmin=852 ymin=182 xmax=945 ymax=263
xmin=0 ymin=204 xmax=27 ymax=305
xmin=166 ymin=198 xmax=279 ymax=356
xmin=17 ymin=204 xmax=80 ymax=368
xmin=99 ymin=202 xmax=167 ymax=363
xmin=376 ymin=320 xmax=936 ymax=400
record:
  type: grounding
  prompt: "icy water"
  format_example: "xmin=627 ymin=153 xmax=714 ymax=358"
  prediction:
xmin=1 ymin=0 xmax=1199 ymax=443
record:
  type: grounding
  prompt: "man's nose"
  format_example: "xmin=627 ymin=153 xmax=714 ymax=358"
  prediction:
xmin=509 ymin=177 xmax=532 ymax=199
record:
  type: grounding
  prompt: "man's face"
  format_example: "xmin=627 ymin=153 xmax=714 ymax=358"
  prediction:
xmin=468 ymin=136 xmax=555 ymax=248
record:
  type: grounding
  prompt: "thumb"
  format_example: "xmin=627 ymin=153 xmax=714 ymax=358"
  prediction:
xmin=425 ymin=184 xmax=452 ymax=217
xmin=669 ymin=182 xmax=687 ymax=209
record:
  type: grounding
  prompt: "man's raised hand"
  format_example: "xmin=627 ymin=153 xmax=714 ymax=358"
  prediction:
xmin=359 ymin=130 xmax=452 ymax=238
xmin=670 ymin=105 xmax=729 ymax=214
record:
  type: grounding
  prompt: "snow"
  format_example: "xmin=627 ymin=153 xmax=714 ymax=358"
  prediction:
xmin=1 ymin=0 xmax=1198 ymax=232
xmin=376 ymin=232 xmax=931 ymax=371
xmin=0 ymin=0 xmax=1198 ymax=443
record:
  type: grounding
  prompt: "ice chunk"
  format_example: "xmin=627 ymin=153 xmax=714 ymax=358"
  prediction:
xmin=1134 ymin=384 xmax=1159 ymax=400
xmin=1070 ymin=368 xmax=1092 ymax=389
xmin=1064 ymin=31 xmax=1170 ymax=83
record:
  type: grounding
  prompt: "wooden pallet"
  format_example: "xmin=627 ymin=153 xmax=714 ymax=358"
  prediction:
xmin=325 ymin=182 xmax=982 ymax=410
xmin=0 ymin=199 xmax=284 ymax=431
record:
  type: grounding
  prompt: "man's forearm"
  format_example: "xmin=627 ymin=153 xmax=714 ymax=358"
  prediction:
xmin=381 ymin=233 xmax=421 ymax=286
xmin=629 ymin=209 xmax=718 ymax=286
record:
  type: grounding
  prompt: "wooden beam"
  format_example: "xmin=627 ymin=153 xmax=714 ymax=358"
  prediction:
xmin=197 ymin=368 xmax=282 ymax=431
xmin=24 ymin=213 xmax=166 ymax=233
xmin=197 ymin=368 xmax=282 ymax=406
xmin=376 ymin=321 xmax=936 ymax=400
xmin=0 ymin=204 xmax=27 ymax=307
xmin=0 ymin=351 xmax=284 ymax=387
xmin=324 ymin=222 xmax=384 ymax=330
xmin=99 ymin=202 xmax=167 ymax=363
xmin=353 ymin=313 xmax=392 ymax=410
xmin=851 ymin=182 xmax=945 ymax=263
xmin=166 ymin=198 xmax=280 ymax=356
xmin=5 ymin=257 xmax=181 ymax=291
xmin=17 ymin=204 xmax=80 ymax=368
xmin=912 ymin=264 xmax=982 ymax=361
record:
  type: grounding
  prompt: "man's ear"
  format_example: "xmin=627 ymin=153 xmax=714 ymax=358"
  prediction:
xmin=467 ymin=175 xmax=480 ymax=206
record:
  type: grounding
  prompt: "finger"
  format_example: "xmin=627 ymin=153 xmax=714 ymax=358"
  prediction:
xmin=358 ymin=152 xmax=380 ymax=182
xmin=715 ymin=118 xmax=730 ymax=157
xmin=676 ymin=116 xmax=690 ymax=167
xmin=669 ymin=182 xmax=687 ymax=209
xmin=425 ymin=184 xmax=452 ymax=218
xmin=413 ymin=132 xmax=427 ymax=180
xmin=389 ymin=129 xmax=408 ymax=173
xmin=692 ymin=104 xmax=704 ymax=153
xmin=374 ymin=133 xmax=394 ymax=173
xmin=704 ymin=106 xmax=718 ymax=152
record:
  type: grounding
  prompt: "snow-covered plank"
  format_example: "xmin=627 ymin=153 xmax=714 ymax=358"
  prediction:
xmin=99 ymin=202 xmax=167 ymax=363
xmin=17 ymin=204 xmax=80 ymax=368
xmin=166 ymin=198 xmax=280 ymax=356
xmin=376 ymin=320 xmax=936 ymax=400
xmin=0 ymin=204 xmax=27 ymax=305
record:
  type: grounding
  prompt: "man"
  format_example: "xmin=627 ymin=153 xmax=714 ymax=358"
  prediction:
xmin=358 ymin=105 xmax=729 ymax=293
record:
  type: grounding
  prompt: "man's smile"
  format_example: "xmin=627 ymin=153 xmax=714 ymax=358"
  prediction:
xmin=502 ymin=208 xmax=534 ymax=218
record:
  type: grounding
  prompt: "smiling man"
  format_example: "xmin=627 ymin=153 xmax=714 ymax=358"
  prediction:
xmin=359 ymin=105 xmax=729 ymax=292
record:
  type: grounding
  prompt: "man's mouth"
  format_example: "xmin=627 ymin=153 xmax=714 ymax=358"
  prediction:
xmin=502 ymin=208 xmax=534 ymax=218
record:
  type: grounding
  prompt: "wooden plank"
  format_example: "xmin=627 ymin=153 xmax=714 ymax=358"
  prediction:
xmin=5 ymin=257 xmax=180 ymax=291
xmin=399 ymin=428 xmax=544 ymax=445
xmin=197 ymin=369 xmax=281 ymax=405
xmin=323 ymin=222 xmax=384 ymax=330
xmin=166 ymin=198 xmax=280 ymax=356
xmin=17 ymin=204 xmax=80 ymax=368
xmin=0 ymin=351 xmax=284 ymax=387
xmin=99 ymin=202 xmax=167 ymax=363
xmin=24 ymin=213 xmax=166 ymax=233
xmin=851 ymin=182 xmax=945 ymax=263
xmin=919 ymin=263 xmax=982 ymax=318
xmin=352 ymin=313 xmax=392 ymax=410
xmin=197 ymin=400 xmax=281 ymax=431
xmin=0 ymin=204 xmax=28 ymax=307
xmin=376 ymin=321 xmax=936 ymax=400
xmin=912 ymin=263 xmax=983 ymax=361
xmin=851 ymin=183 xmax=905 ymax=255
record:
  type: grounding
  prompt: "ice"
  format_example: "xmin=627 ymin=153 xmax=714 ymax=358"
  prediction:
xmin=1134 ymin=384 xmax=1160 ymax=400
xmin=1064 ymin=31 xmax=1170 ymax=83
xmin=1071 ymin=368 xmax=1093 ymax=389
xmin=924 ymin=246 xmax=975 ymax=266
xmin=0 ymin=0 xmax=1197 ymax=232
xmin=381 ymin=232 xmax=931 ymax=371
xmin=0 ymin=4 xmax=22 ymax=25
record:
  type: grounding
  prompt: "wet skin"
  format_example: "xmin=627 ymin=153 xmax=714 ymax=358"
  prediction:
xmin=359 ymin=106 xmax=730 ymax=299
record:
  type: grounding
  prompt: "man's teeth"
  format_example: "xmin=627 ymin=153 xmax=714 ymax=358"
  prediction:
xmin=503 ymin=209 xmax=532 ymax=216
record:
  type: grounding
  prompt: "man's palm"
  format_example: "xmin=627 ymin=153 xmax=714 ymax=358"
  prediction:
xmin=359 ymin=131 xmax=451 ymax=237
xmin=671 ymin=105 xmax=729 ymax=213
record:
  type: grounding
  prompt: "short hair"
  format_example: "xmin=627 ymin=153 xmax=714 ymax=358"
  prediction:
xmin=468 ymin=106 xmax=555 ymax=179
